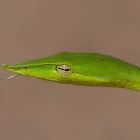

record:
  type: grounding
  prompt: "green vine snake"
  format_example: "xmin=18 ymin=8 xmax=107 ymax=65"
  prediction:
xmin=1 ymin=52 xmax=140 ymax=91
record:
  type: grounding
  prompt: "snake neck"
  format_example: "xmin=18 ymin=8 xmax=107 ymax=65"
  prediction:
xmin=125 ymin=78 xmax=140 ymax=91
xmin=113 ymin=70 xmax=140 ymax=92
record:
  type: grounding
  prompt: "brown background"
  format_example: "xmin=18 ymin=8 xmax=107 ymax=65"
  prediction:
xmin=0 ymin=0 xmax=140 ymax=140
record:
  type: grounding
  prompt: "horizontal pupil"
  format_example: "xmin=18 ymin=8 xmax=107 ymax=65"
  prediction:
xmin=59 ymin=68 xmax=70 ymax=71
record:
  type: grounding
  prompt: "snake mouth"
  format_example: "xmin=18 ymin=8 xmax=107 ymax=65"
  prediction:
xmin=2 ymin=64 xmax=10 ymax=70
xmin=0 ymin=64 xmax=21 ymax=80
xmin=2 ymin=64 xmax=19 ymax=73
xmin=2 ymin=64 xmax=20 ymax=72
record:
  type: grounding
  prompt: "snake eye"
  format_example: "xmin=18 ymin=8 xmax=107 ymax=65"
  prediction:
xmin=56 ymin=65 xmax=73 ymax=76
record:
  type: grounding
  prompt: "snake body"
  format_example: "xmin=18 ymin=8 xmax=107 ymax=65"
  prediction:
xmin=1 ymin=52 xmax=140 ymax=91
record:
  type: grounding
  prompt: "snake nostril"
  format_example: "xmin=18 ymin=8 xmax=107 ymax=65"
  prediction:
xmin=24 ymin=66 xmax=28 ymax=70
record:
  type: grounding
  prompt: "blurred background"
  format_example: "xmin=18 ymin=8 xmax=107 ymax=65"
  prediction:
xmin=0 ymin=0 xmax=140 ymax=140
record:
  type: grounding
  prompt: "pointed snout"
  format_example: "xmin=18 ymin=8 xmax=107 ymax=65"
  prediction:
xmin=2 ymin=64 xmax=19 ymax=72
xmin=2 ymin=64 xmax=10 ymax=70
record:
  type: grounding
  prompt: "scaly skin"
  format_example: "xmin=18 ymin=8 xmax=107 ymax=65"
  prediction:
xmin=2 ymin=52 xmax=140 ymax=91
